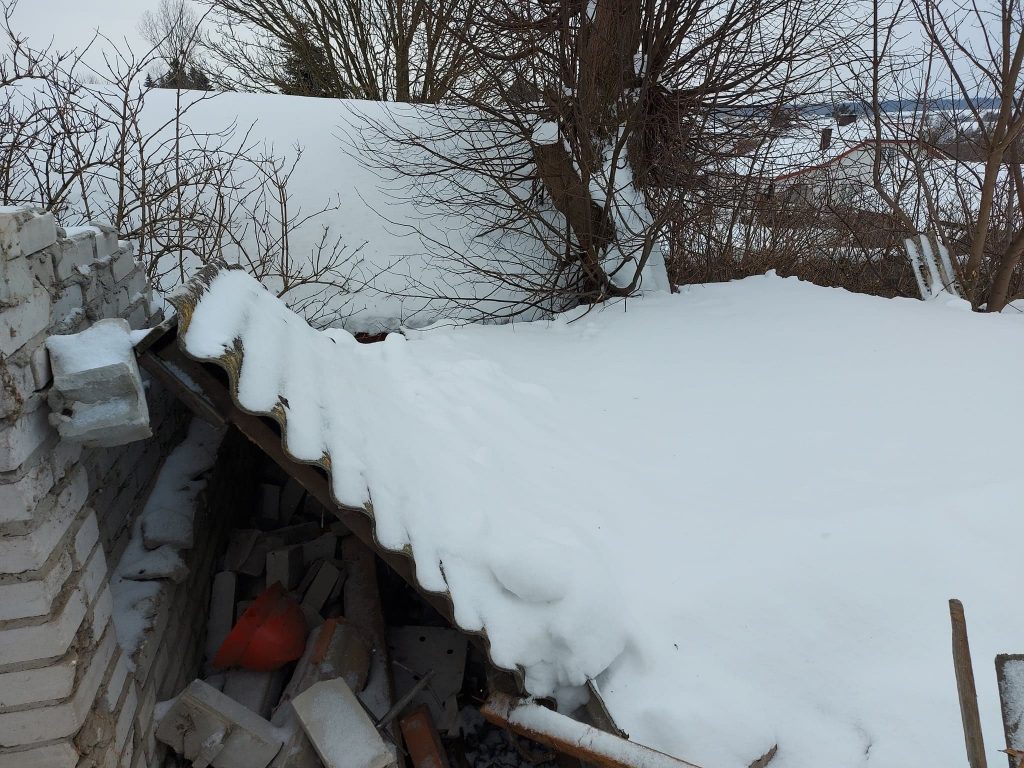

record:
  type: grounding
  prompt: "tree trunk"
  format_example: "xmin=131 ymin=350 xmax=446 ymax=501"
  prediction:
xmin=532 ymin=142 xmax=617 ymax=295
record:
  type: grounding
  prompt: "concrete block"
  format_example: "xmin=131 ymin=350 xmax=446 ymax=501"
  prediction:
xmin=0 ymin=625 xmax=115 ymax=747
xmin=205 ymin=572 xmax=237 ymax=666
xmin=0 ymin=208 xmax=57 ymax=260
xmin=0 ymin=287 xmax=50 ymax=358
xmin=266 ymin=545 xmax=304 ymax=591
xmin=0 ymin=550 xmax=73 ymax=621
xmin=0 ymin=740 xmax=78 ymax=768
xmin=302 ymin=534 xmax=337 ymax=566
xmin=222 ymin=669 xmax=287 ymax=720
xmin=0 ymin=466 xmax=87 ymax=574
xmin=300 ymin=561 xmax=341 ymax=617
xmin=292 ymin=679 xmax=395 ymax=768
xmin=0 ymin=460 xmax=54 ymax=527
xmin=274 ymin=619 xmax=370 ymax=720
xmin=155 ymin=680 xmax=283 ymax=768
xmin=46 ymin=319 xmax=151 ymax=448
xmin=0 ymin=651 xmax=78 ymax=708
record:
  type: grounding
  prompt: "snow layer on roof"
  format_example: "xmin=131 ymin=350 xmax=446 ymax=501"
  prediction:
xmin=179 ymin=267 xmax=1024 ymax=768
xmin=7 ymin=85 xmax=662 ymax=329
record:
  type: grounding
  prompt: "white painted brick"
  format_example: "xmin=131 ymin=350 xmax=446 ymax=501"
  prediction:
xmin=111 ymin=679 xmax=138 ymax=756
xmin=29 ymin=344 xmax=51 ymax=390
xmin=50 ymin=283 xmax=84 ymax=326
xmin=0 ymin=534 xmax=107 ymax=667
xmin=0 ymin=287 xmax=50 ymax=359
xmin=0 ymin=209 xmax=57 ymax=260
xmin=0 ymin=357 xmax=33 ymax=420
xmin=73 ymin=514 xmax=100 ymax=568
xmin=0 ymin=626 xmax=115 ymax=747
xmin=102 ymin=653 xmax=131 ymax=712
xmin=88 ymin=588 xmax=114 ymax=647
xmin=118 ymin=727 xmax=136 ymax=768
xmin=26 ymin=248 xmax=55 ymax=290
xmin=0 ymin=592 xmax=85 ymax=668
xmin=0 ymin=467 xmax=87 ymax=574
xmin=0 ymin=255 xmax=35 ymax=306
xmin=50 ymin=440 xmax=83 ymax=485
xmin=0 ymin=652 xmax=78 ymax=708
xmin=89 ymin=223 xmax=119 ymax=258
xmin=109 ymin=250 xmax=136 ymax=283
xmin=0 ymin=739 xmax=78 ymax=768
xmin=45 ymin=240 xmax=74 ymax=283
xmin=0 ymin=551 xmax=73 ymax=621
xmin=133 ymin=681 xmax=156 ymax=747
xmin=48 ymin=236 xmax=94 ymax=283
xmin=0 ymin=459 xmax=54 ymax=526
xmin=0 ymin=403 xmax=53 ymax=474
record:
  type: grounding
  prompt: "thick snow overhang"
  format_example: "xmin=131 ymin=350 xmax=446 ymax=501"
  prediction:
xmin=137 ymin=261 xmax=635 ymax=745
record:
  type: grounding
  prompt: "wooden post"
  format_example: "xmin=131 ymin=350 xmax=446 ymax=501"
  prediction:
xmin=950 ymin=599 xmax=987 ymax=768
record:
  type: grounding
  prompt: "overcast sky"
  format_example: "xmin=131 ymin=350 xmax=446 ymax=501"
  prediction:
xmin=12 ymin=0 xmax=156 ymax=60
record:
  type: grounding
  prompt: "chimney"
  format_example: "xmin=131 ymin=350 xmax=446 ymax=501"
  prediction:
xmin=820 ymin=127 xmax=833 ymax=151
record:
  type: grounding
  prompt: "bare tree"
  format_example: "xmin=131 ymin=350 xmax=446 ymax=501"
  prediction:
xmin=201 ymin=0 xmax=485 ymax=102
xmin=140 ymin=0 xmax=213 ymax=90
xmin=0 ymin=1 xmax=361 ymax=325
xmin=855 ymin=0 xmax=1023 ymax=309
xmin=343 ymin=0 xmax=856 ymax=320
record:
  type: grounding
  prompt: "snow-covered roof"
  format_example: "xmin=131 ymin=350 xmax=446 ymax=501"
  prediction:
xmin=170 ymin=263 xmax=1024 ymax=768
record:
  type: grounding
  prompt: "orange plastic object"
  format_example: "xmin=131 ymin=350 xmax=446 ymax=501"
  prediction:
xmin=213 ymin=582 xmax=308 ymax=671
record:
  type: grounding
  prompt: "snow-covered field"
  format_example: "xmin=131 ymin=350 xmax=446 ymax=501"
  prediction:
xmin=181 ymin=268 xmax=1024 ymax=768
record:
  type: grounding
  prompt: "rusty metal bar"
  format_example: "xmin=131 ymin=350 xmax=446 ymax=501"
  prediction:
xmin=996 ymin=654 xmax=1024 ymax=768
xmin=481 ymin=693 xmax=704 ymax=768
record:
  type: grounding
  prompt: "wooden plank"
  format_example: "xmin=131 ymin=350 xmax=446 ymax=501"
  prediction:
xmin=950 ymin=599 xmax=987 ymax=768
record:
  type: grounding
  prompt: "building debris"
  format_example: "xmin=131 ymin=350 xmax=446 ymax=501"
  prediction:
xmin=400 ymin=704 xmax=451 ymax=768
xmin=155 ymin=679 xmax=283 ymax=768
xmin=292 ymin=678 xmax=398 ymax=768
xmin=223 ymin=668 xmax=289 ymax=719
xmin=997 ymin=654 xmax=1024 ymax=766
xmin=45 ymin=318 xmax=152 ymax=446
xmin=155 ymin=435 xmax=666 ymax=768
xmin=389 ymin=626 xmax=467 ymax=734
xmin=480 ymin=693 xmax=703 ymax=768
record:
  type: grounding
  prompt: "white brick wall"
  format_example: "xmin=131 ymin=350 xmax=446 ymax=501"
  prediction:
xmin=0 ymin=207 xmax=208 ymax=768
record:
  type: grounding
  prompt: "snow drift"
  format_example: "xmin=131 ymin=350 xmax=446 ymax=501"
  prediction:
xmin=178 ymin=267 xmax=1024 ymax=768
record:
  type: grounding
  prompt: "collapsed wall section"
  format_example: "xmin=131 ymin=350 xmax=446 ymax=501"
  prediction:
xmin=0 ymin=207 xmax=229 ymax=768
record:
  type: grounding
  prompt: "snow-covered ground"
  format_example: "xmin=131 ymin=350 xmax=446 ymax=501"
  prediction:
xmin=181 ymin=267 xmax=1024 ymax=768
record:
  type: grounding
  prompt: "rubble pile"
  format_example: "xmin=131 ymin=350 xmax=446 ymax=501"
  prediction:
xmin=151 ymin=464 xmax=540 ymax=768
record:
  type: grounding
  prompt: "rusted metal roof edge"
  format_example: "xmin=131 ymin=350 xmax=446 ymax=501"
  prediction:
xmin=161 ymin=262 xmax=540 ymax=701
